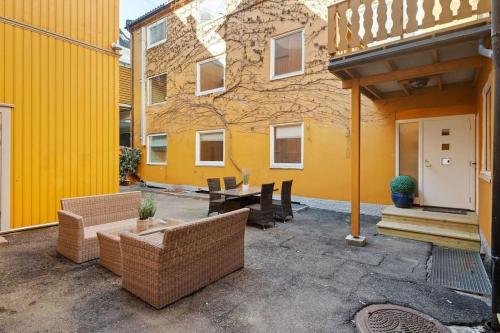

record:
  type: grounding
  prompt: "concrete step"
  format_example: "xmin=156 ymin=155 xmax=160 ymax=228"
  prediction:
xmin=381 ymin=206 xmax=478 ymax=234
xmin=377 ymin=220 xmax=480 ymax=251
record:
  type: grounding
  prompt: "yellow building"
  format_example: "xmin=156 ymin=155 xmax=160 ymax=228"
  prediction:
xmin=127 ymin=0 xmax=393 ymax=209
xmin=0 ymin=0 xmax=120 ymax=231
xmin=127 ymin=0 xmax=494 ymax=254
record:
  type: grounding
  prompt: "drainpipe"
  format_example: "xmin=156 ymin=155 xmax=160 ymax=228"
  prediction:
xmin=490 ymin=0 xmax=500 ymax=329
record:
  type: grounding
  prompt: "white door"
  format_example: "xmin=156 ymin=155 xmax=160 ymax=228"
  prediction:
xmin=422 ymin=115 xmax=475 ymax=210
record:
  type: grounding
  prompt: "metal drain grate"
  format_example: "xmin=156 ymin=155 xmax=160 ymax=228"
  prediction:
xmin=430 ymin=247 xmax=491 ymax=296
xmin=355 ymin=304 xmax=450 ymax=333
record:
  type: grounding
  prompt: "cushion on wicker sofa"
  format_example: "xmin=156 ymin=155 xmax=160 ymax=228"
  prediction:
xmin=83 ymin=219 xmax=137 ymax=240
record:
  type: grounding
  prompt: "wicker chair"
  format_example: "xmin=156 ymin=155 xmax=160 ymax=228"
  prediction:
xmin=57 ymin=191 xmax=142 ymax=263
xmin=245 ymin=183 xmax=275 ymax=229
xmin=120 ymin=208 xmax=250 ymax=309
xmin=207 ymin=178 xmax=225 ymax=216
xmin=273 ymin=180 xmax=294 ymax=222
xmin=223 ymin=176 xmax=242 ymax=190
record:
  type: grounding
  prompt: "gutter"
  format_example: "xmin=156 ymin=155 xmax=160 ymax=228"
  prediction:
xmin=490 ymin=0 xmax=500 ymax=329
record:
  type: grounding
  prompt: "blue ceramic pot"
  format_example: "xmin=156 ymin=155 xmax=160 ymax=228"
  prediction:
xmin=391 ymin=192 xmax=414 ymax=208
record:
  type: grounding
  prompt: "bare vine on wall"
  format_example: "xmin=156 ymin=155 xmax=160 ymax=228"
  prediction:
xmin=144 ymin=0 xmax=388 ymax=169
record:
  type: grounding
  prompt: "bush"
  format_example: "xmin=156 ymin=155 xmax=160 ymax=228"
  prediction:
xmin=120 ymin=147 xmax=142 ymax=184
xmin=138 ymin=194 xmax=156 ymax=220
xmin=390 ymin=175 xmax=415 ymax=194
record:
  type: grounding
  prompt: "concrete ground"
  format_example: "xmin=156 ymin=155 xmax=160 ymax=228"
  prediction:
xmin=0 ymin=192 xmax=493 ymax=333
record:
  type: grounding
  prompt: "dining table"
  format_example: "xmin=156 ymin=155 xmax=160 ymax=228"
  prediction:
xmin=213 ymin=186 xmax=279 ymax=212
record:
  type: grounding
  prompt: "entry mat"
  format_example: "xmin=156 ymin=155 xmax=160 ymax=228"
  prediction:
xmin=422 ymin=207 xmax=468 ymax=215
xmin=430 ymin=247 xmax=491 ymax=296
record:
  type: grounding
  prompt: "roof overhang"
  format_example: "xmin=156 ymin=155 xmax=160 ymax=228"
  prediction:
xmin=329 ymin=24 xmax=491 ymax=100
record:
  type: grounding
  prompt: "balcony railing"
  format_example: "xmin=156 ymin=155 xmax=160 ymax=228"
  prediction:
xmin=328 ymin=0 xmax=491 ymax=57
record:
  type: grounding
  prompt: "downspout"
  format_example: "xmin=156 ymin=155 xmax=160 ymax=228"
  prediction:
xmin=490 ymin=0 xmax=500 ymax=329
xmin=479 ymin=38 xmax=493 ymax=58
xmin=140 ymin=27 xmax=147 ymax=146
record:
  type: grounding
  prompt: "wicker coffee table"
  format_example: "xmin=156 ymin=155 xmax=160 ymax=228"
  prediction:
xmin=97 ymin=218 xmax=184 ymax=276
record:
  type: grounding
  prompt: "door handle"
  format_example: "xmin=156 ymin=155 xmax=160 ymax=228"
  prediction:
xmin=424 ymin=159 xmax=432 ymax=167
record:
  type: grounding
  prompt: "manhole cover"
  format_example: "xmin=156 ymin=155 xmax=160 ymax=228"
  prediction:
xmin=355 ymin=304 xmax=450 ymax=333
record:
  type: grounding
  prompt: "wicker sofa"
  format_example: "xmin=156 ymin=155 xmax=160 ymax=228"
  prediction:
xmin=120 ymin=208 xmax=250 ymax=309
xmin=57 ymin=191 xmax=142 ymax=263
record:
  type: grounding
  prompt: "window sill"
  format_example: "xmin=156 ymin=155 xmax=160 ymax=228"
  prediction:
xmin=198 ymin=15 xmax=225 ymax=27
xmin=196 ymin=87 xmax=226 ymax=96
xmin=196 ymin=162 xmax=225 ymax=167
xmin=148 ymin=101 xmax=167 ymax=107
xmin=147 ymin=39 xmax=167 ymax=50
xmin=271 ymin=70 xmax=304 ymax=81
xmin=480 ymin=170 xmax=492 ymax=183
xmin=147 ymin=162 xmax=167 ymax=166
xmin=270 ymin=163 xmax=303 ymax=170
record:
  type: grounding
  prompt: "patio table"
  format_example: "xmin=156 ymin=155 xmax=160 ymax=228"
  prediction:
xmin=96 ymin=218 xmax=184 ymax=276
xmin=213 ymin=186 xmax=272 ymax=198
xmin=213 ymin=186 xmax=278 ymax=212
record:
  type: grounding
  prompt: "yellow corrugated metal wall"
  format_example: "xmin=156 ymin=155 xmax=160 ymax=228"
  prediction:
xmin=0 ymin=0 xmax=119 ymax=229
xmin=119 ymin=65 xmax=132 ymax=105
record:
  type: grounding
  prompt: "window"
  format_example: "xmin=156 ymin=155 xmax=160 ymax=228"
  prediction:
xmin=196 ymin=55 xmax=225 ymax=95
xmin=271 ymin=29 xmax=304 ymax=80
xmin=148 ymin=74 xmax=167 ymax=105
xmin=481 ymin=79 xmax=492 ymax=181
xmin=147 ymin=134 xmax=167 ymax=165
xmin=398 ymin=121 xmax=419 ymax=196
xmin=147 ymin=18 xmax=167 ymax=48
xmin=119 ymin=109 xmax=132 ymax=147
xmin=196 ymin=130 xmax=225 ymax=166
xmin=198 ymin=0 xmax=225 ymax=25
xmin=270 ymin=123 xmax=304 ymax=169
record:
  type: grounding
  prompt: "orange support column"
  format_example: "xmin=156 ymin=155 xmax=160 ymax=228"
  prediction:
xmin=346 ymin=80 xmax=366 ymax=247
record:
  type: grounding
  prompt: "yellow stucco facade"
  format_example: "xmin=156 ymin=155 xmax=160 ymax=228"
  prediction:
xmin=0 ymin=0 xmax=120 ymax=229
xmin=129 ymin=0 xmax=493 ymax=248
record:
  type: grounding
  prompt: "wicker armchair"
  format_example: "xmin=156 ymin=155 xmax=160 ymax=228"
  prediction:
xmin=245 ymin=183 xmax=275 ymax=229
xmin=57 ymin=191 xmax=141 ymax=263
xmin=207 ymin=178 xmax=225 ymax=216
xmin=120 ymin=208 xmax=250 ymax=309
xmin=273 ymin=180 xmax=294 ymax=222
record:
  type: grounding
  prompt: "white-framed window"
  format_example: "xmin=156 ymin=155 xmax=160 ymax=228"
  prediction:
xmin=147 ymin=18 xmax=167 ymax=48
xmin=148 ymin=73 xmax=167 ymax=105
xmin=481 ymin=78 xmax=492 ymax=182
xmin=147 ymin=133 xmax=168 ymax=165
xmin=198 ymin=0 xmax=226 ymax=25
xmin=196 ymin=55 xmax=225 ymax=96
xmin=270 ymin=123 xmax=304 ymax=169
xmin=270 ymin=29 xmax=305 ymax=80
xmin=196 ymin=129 xmax=225 ymax=167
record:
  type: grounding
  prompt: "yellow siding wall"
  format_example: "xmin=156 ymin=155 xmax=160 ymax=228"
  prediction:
xmin=0 ymin=0 xmax=119 ymax=228
xmin=476 ymin=62 xmax=493 ymax=246
xmin=120 ymin=65 xmax=132 ymax=105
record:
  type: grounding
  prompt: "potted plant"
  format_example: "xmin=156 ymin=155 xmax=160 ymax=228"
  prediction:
xmin=120 ymin=147 xmax=142 ymax=185
xmin=138 ymin=194 xmax=156 ymax=227
xmin=390 ymin=175 xmax=415 ymax=209
xmin=242 ymin=168 xmax=250 ymax=191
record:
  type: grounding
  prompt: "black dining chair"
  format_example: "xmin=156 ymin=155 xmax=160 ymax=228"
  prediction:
xmin=273 ymin=180 xmax=294 ymax=222
xmin=207 ymin=178 xmax=224 ymax=216
xmin=246 ymin=183 xmax=275 ymax=229
xmin=223 ymin=176 xmax=241 ymax=190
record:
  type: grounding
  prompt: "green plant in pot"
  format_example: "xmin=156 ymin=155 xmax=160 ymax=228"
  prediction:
xmin=119 ymin=147 xmax=142 ymax=185
xmin=138 ymin=194 xmax=156 ymax=225
xmin=390 ymin=175 xmax=416 ymax=208
xmin=242 ymin=168 xmax=250 ymax=191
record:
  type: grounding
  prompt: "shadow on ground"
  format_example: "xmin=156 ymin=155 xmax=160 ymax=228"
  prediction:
xmin=0 ymin=194 xmax=491 ymax=333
